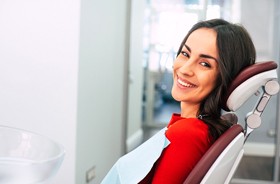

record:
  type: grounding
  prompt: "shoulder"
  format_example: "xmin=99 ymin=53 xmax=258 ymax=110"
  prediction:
xmin=167 ymin=118 xmax=208 ymax=133
xmin=165 ymin=118 xmax=209 ymax=143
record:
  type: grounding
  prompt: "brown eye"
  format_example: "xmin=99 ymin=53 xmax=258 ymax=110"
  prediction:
xmin=200 ymin=62 xmax=211 ymax=68
xmin=181 ymin=51 xmax=189 ymax=58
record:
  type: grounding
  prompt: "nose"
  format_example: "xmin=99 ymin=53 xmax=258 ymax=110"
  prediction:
xmin=177 ymin=58 xmax=195 ymax=76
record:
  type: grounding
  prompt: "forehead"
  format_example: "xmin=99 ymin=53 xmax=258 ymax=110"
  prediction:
xmin=185 ymin=28 xmax=218 ymax=58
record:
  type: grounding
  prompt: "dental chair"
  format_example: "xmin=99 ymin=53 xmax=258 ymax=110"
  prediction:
xmin=184 ymin=61 xmax=280 ymax=184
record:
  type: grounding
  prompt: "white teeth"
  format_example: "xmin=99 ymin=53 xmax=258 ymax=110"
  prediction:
xmin=178 ymin=78 xmax=195 ymax=87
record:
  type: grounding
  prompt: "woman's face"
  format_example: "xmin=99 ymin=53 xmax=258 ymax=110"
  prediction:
xmin=172 ymin=28 xmax=219 ymax=107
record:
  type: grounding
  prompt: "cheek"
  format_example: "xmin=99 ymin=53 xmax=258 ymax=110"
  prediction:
xmin=172 ymin=64 xmax=179 ymax=78
xmin=201 ymin=73 xmax=218 ymax=90
xmin=173 ymin=59 xmax=181 ymax=71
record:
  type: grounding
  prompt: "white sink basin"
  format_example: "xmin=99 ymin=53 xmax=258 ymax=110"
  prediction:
xmin=0 ymin=126 xmax=65 ymax=184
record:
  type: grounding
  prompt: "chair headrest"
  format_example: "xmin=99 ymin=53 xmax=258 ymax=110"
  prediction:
xmin=222 ymin=61 xmax=278 ymax=111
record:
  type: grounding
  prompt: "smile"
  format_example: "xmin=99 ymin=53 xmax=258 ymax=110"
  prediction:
xmin=177 ymin=77 xmax=196 ymax=88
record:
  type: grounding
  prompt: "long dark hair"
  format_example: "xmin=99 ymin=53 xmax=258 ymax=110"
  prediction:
xmin=177 ymin=19 xmax=256 ymax=141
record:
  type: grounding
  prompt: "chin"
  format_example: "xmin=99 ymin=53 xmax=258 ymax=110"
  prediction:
xmin=171 ymin=88 xmax=181 ymax=102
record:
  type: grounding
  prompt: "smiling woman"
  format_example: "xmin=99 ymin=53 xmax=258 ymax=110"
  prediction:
xmin=176 ymin=19 xmax=256 ymax=141
xmin=172 ymin=28 xmax=219 ymax=118
xmin=101 ymin=19 xmax=256 ymax=184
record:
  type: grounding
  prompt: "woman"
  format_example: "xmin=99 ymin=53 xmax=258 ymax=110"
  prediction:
xmin=102 ymin=19 xmax=256 ymax=184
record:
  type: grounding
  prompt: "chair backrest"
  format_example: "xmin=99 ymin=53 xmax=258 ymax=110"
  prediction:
xmin=184 ymin=61 xmax=279 ymax=184
xmin=183 ymin=124 xmax=243 ymax=184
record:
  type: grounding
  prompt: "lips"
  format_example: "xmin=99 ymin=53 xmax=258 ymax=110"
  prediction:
xmin=177 ymin=76 xmax=196 ymax=88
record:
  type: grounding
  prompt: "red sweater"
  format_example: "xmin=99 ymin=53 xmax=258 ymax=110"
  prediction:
xmin=140 ymin=114 xmax=212 ymax=183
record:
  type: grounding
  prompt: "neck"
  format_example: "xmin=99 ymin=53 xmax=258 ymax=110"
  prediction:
xmin=180 ymin=102 xmax=200 ymax=118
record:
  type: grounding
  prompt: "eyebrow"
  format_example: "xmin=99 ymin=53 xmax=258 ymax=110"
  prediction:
xmin=184 ymin=44 xmax=218 ymax=62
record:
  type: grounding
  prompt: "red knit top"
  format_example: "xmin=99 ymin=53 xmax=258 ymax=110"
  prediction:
xmin=140 ymin=114 xmax=212 ymax=183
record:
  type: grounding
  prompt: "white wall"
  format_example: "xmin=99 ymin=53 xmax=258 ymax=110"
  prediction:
xmin=0 ymin=0 xmax=130 ymax=184
xmin=0 ymin=0 xmax=80 ymax=183
xmin=76 ymin=0 xmax=129 ymax=183
xmin=126 ymin=0 xmax=146 ymax=152
xmin=241 ymin=0 xmax=275 ymax=60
